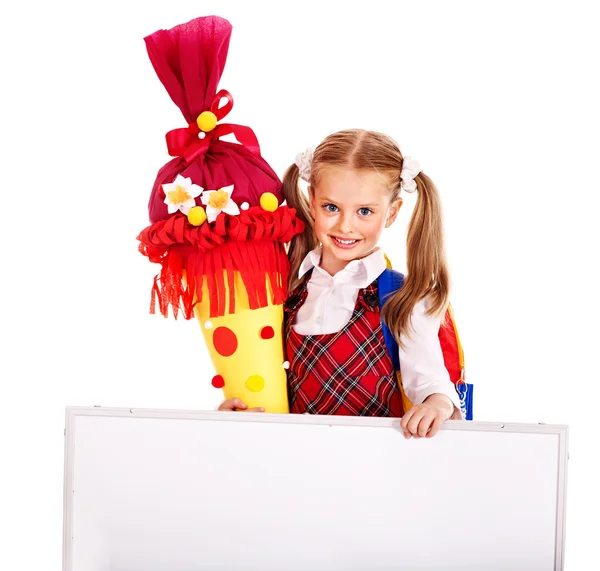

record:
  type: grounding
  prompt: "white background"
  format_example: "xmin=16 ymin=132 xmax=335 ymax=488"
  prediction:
xmin=0 ymin=0 xmax=598 ymax=569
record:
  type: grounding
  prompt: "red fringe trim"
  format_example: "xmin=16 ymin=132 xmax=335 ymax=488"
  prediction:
xmin=137 ymin=206 xmax=305 ymax=319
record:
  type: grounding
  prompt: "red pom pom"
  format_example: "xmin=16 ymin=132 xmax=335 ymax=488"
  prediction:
xmin=260 ymin=326 xmax=275 ymax=339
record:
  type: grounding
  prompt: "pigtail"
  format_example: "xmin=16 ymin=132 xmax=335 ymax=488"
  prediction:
xmin=282 ymin=163 xmax=319 ymax=292
xmin=381 ymin=171 xmax=450 ymax=346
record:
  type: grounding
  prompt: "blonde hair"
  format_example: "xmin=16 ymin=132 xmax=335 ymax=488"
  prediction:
xmin=282 ymin=129 xmax=449 ymax=344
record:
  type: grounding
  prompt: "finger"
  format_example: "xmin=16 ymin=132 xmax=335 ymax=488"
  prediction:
xmin=218 ymin=398 xmax=247 ymax=411
xmin=417 ymin=411 xmax=437 ymax=438
xmin=241 ymin=407 xmax=265 ymax=412
xmin=406 ymin=409 xmax=426 ymax=436
xmin=426 ymin=414 xmax=445 ymax=438
xmin=400 ymin=412 xmax=415 ymax=438
xmin=399 ymin=408 xmax=416 ymax=431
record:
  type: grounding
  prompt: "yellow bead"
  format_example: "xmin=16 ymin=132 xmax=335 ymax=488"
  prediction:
xmin=197 ymin=111 xmax=218 ymax=132
xmin=187 ymin=206 xmax=207 ymax=226
xmin=245 ymin=374 xmax=265 ymax=393
xmin=259 ymin=192 xmax=278 ymax=212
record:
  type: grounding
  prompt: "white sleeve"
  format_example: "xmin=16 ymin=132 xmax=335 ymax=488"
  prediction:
xmin=398 ymin=298 xmax=463 ymax=417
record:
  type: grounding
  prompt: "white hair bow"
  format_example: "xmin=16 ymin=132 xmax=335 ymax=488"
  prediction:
xmin=295 ymin=148 xmax=314 ymax=183
xmin=400 ymin=156 xmax=421 ymax=193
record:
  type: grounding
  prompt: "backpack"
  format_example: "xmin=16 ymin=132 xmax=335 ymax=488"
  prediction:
xmin=378 ymin=266 xmax=473 ymax=420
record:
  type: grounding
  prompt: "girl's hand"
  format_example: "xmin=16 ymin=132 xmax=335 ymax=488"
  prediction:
xmin=217 ymin=398 xmax=265 ymax=412
xmin=400 ymin=394 xmax=454 ymax=439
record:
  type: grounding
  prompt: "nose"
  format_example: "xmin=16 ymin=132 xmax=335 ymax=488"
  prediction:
xmin=338 ymin=212 xmax=353 ymax=234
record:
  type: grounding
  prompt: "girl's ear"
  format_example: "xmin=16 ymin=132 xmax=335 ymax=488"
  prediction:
xmin=308 ymin=186 xmax=316 ymax=219
xmin=385 ymin=198 xmax=403 ymax=228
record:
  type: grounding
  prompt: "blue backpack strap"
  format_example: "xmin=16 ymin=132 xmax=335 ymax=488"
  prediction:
xmin=378 ymin=268 xmax=404 ymax=372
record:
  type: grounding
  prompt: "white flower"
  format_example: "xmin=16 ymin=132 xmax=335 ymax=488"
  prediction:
xmin=400 ymin=157 xmax=421 ymax=193
xmin=162 ymin=174 xmax=203 ymax=214
xmin=295 ymin=147 xmax=314 ymax=183
xmin=201 ymin=185 xmax=240 ymax=223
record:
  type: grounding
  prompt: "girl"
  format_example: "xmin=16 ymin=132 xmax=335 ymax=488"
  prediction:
xmin=219 ymin=129 xmax=462 ymax=438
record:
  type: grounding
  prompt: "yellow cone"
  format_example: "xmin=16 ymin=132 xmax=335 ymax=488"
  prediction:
xmin=193 ymin=270 xmax=289 ymax=413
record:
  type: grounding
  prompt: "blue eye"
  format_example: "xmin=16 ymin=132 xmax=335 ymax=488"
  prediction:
xmin=323 ymin=203 xmax=339 ymax=213
xmin=358 ymin=207 xmax=372 ymax=216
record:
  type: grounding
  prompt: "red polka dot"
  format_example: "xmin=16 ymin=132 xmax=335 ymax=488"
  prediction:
xmin=213 ymin=327 xmax=238 ymax=356
xmin=260 ymin=326 xmax=275 ymax=339
xmin=211 ymin=375 xmax=225 ymax=389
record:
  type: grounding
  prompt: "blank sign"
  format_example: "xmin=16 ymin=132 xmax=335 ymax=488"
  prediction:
xmin=62 ymin=407 xmax=568 ymax=571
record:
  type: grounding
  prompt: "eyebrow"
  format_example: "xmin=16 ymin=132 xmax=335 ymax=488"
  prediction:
xmin=320 ymin=197 xmax=379 ymax=208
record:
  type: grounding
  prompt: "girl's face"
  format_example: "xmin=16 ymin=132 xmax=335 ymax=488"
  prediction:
xmin=309 ymin=166 xmax=401 ymax=275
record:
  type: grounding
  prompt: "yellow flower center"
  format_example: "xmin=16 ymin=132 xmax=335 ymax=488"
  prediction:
xmin=167 ymin=185 xmax=191 ymax=205
xmin=208 ymin=189 xmax=229 ymax=210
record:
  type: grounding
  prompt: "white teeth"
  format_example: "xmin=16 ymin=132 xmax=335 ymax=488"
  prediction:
xmin=334 ymin=237 xmax=357 ymax=245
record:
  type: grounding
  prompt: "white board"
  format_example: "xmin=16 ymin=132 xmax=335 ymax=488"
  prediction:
xmin=62 ymin=407 xmax=568 ymax=571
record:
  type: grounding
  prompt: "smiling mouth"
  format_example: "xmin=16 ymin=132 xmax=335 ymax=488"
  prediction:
xmin=331 ymin=236 xmax=360 ymax=246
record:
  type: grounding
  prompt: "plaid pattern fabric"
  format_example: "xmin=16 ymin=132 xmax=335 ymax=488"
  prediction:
xmin=284 ymin=276 xmax=403 ymax=417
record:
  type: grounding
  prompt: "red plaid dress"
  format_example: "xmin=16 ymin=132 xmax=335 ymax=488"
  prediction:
xmin=284 ymin=275 xmax=403 ymax=417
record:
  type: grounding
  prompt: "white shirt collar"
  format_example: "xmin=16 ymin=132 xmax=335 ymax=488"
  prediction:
xmin=298 ymin=247 xmax=387 ymax=287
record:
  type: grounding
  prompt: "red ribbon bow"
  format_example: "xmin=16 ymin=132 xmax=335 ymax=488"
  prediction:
xmin=165 ymin=90 xmax=261 ymax=163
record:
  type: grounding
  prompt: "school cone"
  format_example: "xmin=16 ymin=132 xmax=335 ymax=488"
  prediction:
xmin=193 ymin=270 xmax=289 ymax=413
xmin=137 ymin=16 xmax=304 ymax=413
